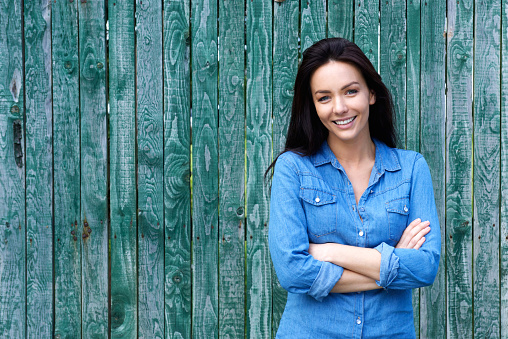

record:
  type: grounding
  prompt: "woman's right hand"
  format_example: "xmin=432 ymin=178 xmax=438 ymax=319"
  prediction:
xmin=395 ymin=218 xmax=431 ymax=249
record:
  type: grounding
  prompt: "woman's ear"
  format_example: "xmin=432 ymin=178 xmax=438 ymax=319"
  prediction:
xmin=369 ymin=90 xmax=376 ymax=105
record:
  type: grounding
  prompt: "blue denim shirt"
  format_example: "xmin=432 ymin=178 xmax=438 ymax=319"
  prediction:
xmin=269 ymin=139 xmax=441 ymax=339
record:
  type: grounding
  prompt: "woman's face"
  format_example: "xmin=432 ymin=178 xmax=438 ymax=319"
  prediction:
xmin=310 ymin=61 xmax=375 ymax=149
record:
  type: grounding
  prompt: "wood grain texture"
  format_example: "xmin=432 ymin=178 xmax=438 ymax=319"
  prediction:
xmin=163 ymin=0 xmax=192 ymax=337
xmin=0 ymin=0 xmax=24 ymax=336
xmin=445 ymin=1 xmax=473 ymax=338
xmin=52 ymin=0 xmax=81 ymax=337
xmin=300 ymin=0 xmax=326 ymax=52
xmin=473 ymin=1 xmax=501 ymax=337
xmin=79 ymin=0 xmax=109 ymax=336
xmin=218 ymin=1 xmax=245 ymax=338
xmin=406 ymin=0 xmax=421 ymax=152
xmin=501 ymin=2 xmax=508 ymax=337
xmin=246 ymin=1 xmax=272 ymax=338
xmin=380 ymin=0 xmax=406 ymax=147
xmin=354 ymin=0 xmax=379 ymax=69
xmin=406 ymin=1 xmax=421 ymax=333
xmin=327 ymin=0 xmax=354 ymax=40
xmin=272 ymin=0 xmax=298 ymax=335
xmin=136 ymin=0 xmax=164 ymax=337
xmin=109 ymin=1 xmax=137 ymax=337
xmin=420 ymin=1 xmax=446 ymax=338
xmin=24 ymin=0 xmax=53 ymax=336
xmin=191 ymin=0 xmax=219 ymax=337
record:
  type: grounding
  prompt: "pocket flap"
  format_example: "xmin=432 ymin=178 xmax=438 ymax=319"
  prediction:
xmin=386 ymin=197 xmax=410 ymax=215
xmin=300 ymin=188 xmax=336 ymax=206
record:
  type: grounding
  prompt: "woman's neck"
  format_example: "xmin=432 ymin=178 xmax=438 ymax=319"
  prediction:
xmin=328 ymin=136 xmax=376 ymax=168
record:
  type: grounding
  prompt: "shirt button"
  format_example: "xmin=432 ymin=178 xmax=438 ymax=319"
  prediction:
xmin=359 ymin=231 xmax=364 ymax=237
xmin=404 ymin=205 xmax=409 ymax=212
xmin=315 ymin=197 xmax=320 ymax=203
xmin=359 ymin=207 xmax=365 ymax=212
xmin=356 ymin=318 xmax=362 ymax=325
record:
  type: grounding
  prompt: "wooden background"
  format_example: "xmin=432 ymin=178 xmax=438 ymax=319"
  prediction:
xmin=0 ymin=0 xmax=506 ymax=338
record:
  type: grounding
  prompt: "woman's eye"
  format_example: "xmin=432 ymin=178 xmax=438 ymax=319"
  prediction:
xmin=346 ymin=89 xmax=358 ymax=95
xmin=317 ymin=96 xmax=330 ymax=102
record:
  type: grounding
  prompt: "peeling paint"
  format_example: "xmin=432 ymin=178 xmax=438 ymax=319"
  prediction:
xmin=10 ymin=69 xmax=21 ymax=102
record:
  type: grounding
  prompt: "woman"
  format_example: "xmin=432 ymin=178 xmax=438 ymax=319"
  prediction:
xmin=267 ymin=38 xmax=440 ymax=338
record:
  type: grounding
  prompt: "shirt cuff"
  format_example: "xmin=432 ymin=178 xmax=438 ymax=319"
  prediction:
xmin=307 ymin=261 xmax=344 ymax=302
xmin=374 ymin=242 xmax=399 ymax=288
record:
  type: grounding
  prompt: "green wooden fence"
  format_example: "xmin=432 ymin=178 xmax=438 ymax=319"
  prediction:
xmin=0 ymin=0 xmax=507 ymax=337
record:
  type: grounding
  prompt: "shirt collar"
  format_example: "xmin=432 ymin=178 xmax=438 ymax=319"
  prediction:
xmin=310 ymin=139 xmax=401 ymax=174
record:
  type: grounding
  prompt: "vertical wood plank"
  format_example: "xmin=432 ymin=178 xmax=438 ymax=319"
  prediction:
xmin=246 ymin=1 xmax=272 ymax=338
xmin=53 ymin=0 xmax=81 ymax=337
xmin=327 ymin=0 xmax=354 ymax=40
xmin=163 ymin=0 xmax=192 ymax=337
xmin=218 ymin=0 xmax=245 ymax=338
xmin=109 ymin=1 xmax=137 ymax=337
xmin=474 ymin=0 xmax=501 ymax=337
xmin=501 ymin=1 xmax=508 ymax=337
xmin=354 ymin=0 xmax=379 ymax=69
xmin=445 ymin=0 xmax=473 ymax=338
xmin=406 ymin=0 xmax=421 ymax=152
xmin=24 ymin=0 xmax=53 ymax=336
xmin=300 ymin=0 xmax=326 ymax=52
xmin=0 ymin=0 xmax=25 ymax=337
xmin=406 ymin=1 xmax=421 ymax=333
xmin=271 ymin=0 xmax=298 ymax=335
xmin=191 ymin=0 xmax=219 ymax=337
xmin=136 ymin=0 xmax=164 ymax=337
xmin=79 ymin=0 xmax=109 ymax=336
xmin=420 ymin=0 xmax=446 ymax=337
xmin=380 ymin=0 xmax=406 ymax=147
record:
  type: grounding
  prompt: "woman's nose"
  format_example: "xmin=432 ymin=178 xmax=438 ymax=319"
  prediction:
xmin=333 ymin=97 xmax=348 ymax=114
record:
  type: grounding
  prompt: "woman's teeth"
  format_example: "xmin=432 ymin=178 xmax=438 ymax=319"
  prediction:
xmin=334 ymin=116 xmax=356 ymax=125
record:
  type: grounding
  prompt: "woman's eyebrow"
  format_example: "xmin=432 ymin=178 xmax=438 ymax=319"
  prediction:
xmin=314 ymin=90 xmax=331 ymax=95
xmin=341 ymin=81 xmax=359 ymax=90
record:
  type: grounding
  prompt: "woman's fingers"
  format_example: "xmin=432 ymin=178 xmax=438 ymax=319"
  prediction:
xmin=396 ymin=218 xmax=431 ymax=249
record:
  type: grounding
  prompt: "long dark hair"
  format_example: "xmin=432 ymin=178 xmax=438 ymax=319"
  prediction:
xmin=266 ymin=37 xmax=396 ymax=177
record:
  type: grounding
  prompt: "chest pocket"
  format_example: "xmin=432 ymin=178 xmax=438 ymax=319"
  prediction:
xmin=386 ymin=197 xmax=410 ymax=242
xmin=300 ymin=187 xmax=337 ymax=238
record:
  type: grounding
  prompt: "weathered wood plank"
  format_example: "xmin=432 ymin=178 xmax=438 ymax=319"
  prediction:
xmin=24 ymin=0 xmax=53 ymax=336
xmin=109 ymin=1 xmax=137 ymax=337
xmin=191 ymin=0 xmax=219 ymax=337
xmin=406 ymin=1 xmax=421 ymax=333
xmin=445 ymin=0 xmax=473 ymax=338
xmin=272 ymin=0 xmax=298 ymax=335
xmin=300 ymin=0 xmax=326 ymax=52
xmin=406 ymin=0 xmax=421 ymax=152
xmin=354 ymin=0 xmax=379 ymax=69
xmin=163 ymin=0 xmax=192 ymax=337
xmin=420 ymin=0 xmax=446 ymax=338
xmin=79 ymin=0 xmax=109 ymax=336
xmin=380 ymin=0 xmax=406 ymax=147
xmin=501 ymin=1 xmax=508 ymax=337
xmin=0 ymin=0 xmax=25 ymax=337
xmin=218 ymin=1 xmax=245 ymax=338
xmin=474 ymin=1 xmax=501 ymax=337
xmin=53 ymin=0 xmax=81 ymax=337
xmin=405 ymin=0 xmax=421 ymax=153
xmin=327 ymin=0 xmax=354 ymax=40
xmin=246 ymin=1 xmax=272 ymax=338
xmin=136 ymin=0 xmax=164 ymax=337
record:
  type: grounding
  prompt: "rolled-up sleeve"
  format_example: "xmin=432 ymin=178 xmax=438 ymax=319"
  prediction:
xmin=268 ymin=155 xmax=343 ymax=301
xmin=374 ymin=155 xmax=441 ymax=289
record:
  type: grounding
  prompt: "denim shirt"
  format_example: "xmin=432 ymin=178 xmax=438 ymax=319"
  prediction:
xmin=268 ymin=139 xmax=441 ymax=339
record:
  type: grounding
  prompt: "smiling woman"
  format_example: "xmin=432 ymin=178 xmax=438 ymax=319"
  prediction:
xmin=266 ymin=38 xmax=441 ymax=339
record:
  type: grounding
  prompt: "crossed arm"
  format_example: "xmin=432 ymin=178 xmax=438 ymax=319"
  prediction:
xmin=308 ymin=218 xmax=431 ymax=293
